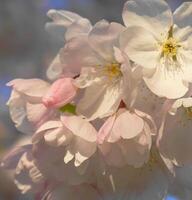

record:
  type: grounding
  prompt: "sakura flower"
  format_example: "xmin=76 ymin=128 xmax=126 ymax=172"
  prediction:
xmin=6 ymin=2 xmax=192 ymax=199
xmin=46 ymin=9 xmax=92 ymax=42
xmin=121 ymin=0 xmax=192 ymax=98
xmin=47 ymin=11 xmax=134 ymax=120
xmin=70 ymin=21 xmax=131 ymax=120
xmin=1 ymin=137 xmax=45 ymax=195
xmin=14 ymin=151 xmax=45 ymax=194
xmin=46 ymin=10 xmax=92 ymax=80
xmin=32 ymin=140 xmax=97 ymax=185
xmin=158 ymin=97 xmax=192 ymax=166
xmin=33 ymin=115 xmax=97 ymax=168
xmin=7 ymin=79 xmax=56 ymax=134
xmin=1 ymin=136 xmax=97 ymax=195
xmin=7 ymin=77 xmax=78 ymax=134
xmin=98 ymin=108 xmax=154 ymax=168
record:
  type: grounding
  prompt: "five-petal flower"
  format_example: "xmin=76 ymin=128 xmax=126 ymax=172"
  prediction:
xmin=121 ymin=0 xmax=192 ymax=99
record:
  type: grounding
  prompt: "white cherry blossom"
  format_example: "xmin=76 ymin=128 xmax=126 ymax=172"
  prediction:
xmin=121 ymin=0 xmax=192 ymax=99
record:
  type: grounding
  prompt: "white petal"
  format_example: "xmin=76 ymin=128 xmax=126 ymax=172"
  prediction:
xmin=44 ymin=127 xmax=65 ymax=146
xmin=169 ymin=99 xmax=183 ymax=115
xmin=26 ymin=103 xmax=51 ymax=128
xmin=45 ymin=9 xmax=82 ymax=42
xmin=77 ymin=81 xmax=122 ymax=120
xmin=47 ymin=9 xmax=82 ymax=27
xmin=72 ymin=137 xmax=96 ymax=166
xmin=32 ymin=120 xmax=62 ymax=143
xmin=60 ymin=36 xmax=102 ymax=77
xmin=46 ymin=54 xmax=64 ymax=80
xmin=174 ymin=28 xmax=192 ymax=83
xmin=74 ymin=152 xmax=88 ymax=167
xmin=113 ymin=46 xmax=125 ymax=64
xmin=35 ymin=120 xmax=63 ymax=134
xmin=61 ymin=115 xmax=97 ymax=142
xmin=182 ymin=98 xmax=192 ymax=107
xmin=144 ymin=65 xmax=188 ymax=99
xmin=174 ymin=26 xmax=192 ymax=44
xmin=174 ymin=2 xmax=192 ymax=28
xmin=121 ymin=63 xmax=140 ymax=108
xmin=8 ymin=91 xmax=33 ymax=134
xmin=7 ymin=79 xmax=50 ymax=103
xmin=113 ymin=111 xmax=144 ymax=140
xmin=64 ymin=150 xmax=74 ymax=164
xmin=89 ymin=20 xmax=125 ymax=62
xmin=65 ymin=18 xmax=92 ymax=41
xmin=98 ymin=115 xmax=117 ymax=144
xmin=122 ymin=0 xmax=172 ymax=39
xmin=46 ymin=10 xmax=91 ymax=42
xmin=183 ymin=55 xmax=192 ymax=84
xmin=120 ymin=27 xmax=159 ymax=69
xmin=170 ymin=98 xmax=192 ymax=116
xmin=75 ymin=67 xmax=103 ymax=89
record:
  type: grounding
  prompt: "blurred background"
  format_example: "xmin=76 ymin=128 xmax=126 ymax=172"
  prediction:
xmin=0 ymin=0 xmax=187 ymax=199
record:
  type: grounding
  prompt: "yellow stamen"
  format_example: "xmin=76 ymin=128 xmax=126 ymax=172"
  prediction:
xmin=103 ymin=63 xmax=122 ymax=80
xmin=161 ymin=26 xmax=181 ymax=60
xmin=162 ymin=37 xmax=180 ymax=57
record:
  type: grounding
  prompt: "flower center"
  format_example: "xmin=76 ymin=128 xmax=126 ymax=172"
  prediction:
xmin=162 ymin=38 xmax=179 ymax=57
xmin=103 ymin=63 xmax=122 ymax=80
xmin=161 ymin=26 xmax=181 ymax=60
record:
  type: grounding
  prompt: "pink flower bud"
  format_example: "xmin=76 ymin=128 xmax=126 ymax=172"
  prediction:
xmin=42 ymin=78 xmax=77 ymax=108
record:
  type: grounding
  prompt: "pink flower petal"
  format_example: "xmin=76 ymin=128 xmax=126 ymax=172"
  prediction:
xmin=113 ymin=111 xmax=144 ymax=139
xmin=61 ymin=115 xmax=97 ymax=142
xmin=43 ymin=78 xmax=77 ymax=108
xmin=97 ymin=115 xmax=116 ymax=144
xmin=7 ymin=79 xmax=50 ymax=103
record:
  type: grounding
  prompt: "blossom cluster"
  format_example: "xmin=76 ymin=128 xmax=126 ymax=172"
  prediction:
xmin=2 ymin=0 xmax=192 ymax=199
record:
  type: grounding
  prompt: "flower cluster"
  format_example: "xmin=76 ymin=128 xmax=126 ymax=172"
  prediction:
xmin=2 ymin=0 xmax=192 ymax=199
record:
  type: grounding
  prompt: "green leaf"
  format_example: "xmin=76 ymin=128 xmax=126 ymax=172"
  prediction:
xmin=59 ymin=103 xmax=76 ymax=114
